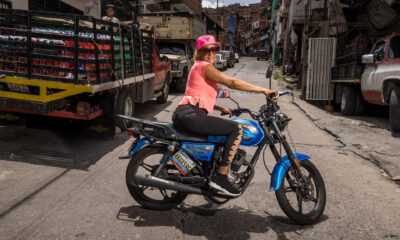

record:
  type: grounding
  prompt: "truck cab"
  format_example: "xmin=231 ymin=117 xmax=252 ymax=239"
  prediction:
xmin=361 ymin=34 xmax=400 ymax=131
xmin=157 ymin=40 xmax=193 ymax=92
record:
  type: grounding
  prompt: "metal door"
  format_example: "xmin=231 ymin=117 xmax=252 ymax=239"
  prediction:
xmin=306 ymin=38 xmax=337 ymax=100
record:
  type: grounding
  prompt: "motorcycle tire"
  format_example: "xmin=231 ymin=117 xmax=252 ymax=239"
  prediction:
xmin=275 ymin=160 xmax=326 ymax=225
xmin=126 ymin=144 xmax=188 ymax=210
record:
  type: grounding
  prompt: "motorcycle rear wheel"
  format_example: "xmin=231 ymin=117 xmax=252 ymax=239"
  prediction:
xmin=126 ymin=144 xmax=188 ymax=210
xmin=275 ymin=160 xmax=326 ymax=225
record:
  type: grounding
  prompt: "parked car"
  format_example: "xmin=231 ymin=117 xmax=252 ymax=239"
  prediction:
xmin=214 ymin=54 xmax=227 ymax=70
xmin=257 ymin=50 xmax=268 ymax=61
xmin=220 ymin=50 xmax=235 ymax=68
xmin=235 ymin=53 xmax=240 ymax=63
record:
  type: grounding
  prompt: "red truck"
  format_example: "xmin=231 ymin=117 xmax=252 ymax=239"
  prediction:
xmin=0 ymin=9 xmax=171 ymax=134
xmin=332 ymin=33 xmax=400 ymax=132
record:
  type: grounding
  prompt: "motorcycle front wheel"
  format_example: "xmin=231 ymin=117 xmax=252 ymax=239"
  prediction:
xmin=126 ymin=144 xmax=188 ymax=210
xmin=275 ymin=160 xmax=326 ymax=225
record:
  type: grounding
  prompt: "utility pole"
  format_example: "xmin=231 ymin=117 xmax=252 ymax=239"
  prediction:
xmin=301 ymin=0 xmax=311 ymax=99
xmin=217 ymin=0 xmax=219 ymax=40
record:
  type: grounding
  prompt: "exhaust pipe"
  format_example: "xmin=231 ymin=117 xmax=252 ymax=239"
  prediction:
xmin=133 ymin=173 xmax=230 ymax=198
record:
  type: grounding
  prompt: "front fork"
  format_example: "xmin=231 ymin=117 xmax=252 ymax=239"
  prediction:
xmin=265 ymin=121 xmax=307 ymax=185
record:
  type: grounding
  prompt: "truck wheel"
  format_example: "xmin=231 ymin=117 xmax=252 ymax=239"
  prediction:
xmin=340 ymin=86 xmax=356 ymax=116
xmin=157 ymin=73 xmax=170 ymax=104
xmin=115 ymin=86 xmax=135 ymax=130
xmin=389 ymin=86 xmax=400 ymax=132
xmin=354 ymin=90 xmax=366 ymax=116
xmin=175 ymin=71 xmax=187 ymax=93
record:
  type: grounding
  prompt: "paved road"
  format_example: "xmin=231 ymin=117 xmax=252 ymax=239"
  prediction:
xmin=0 ymin=57 xmax=399 ymax=240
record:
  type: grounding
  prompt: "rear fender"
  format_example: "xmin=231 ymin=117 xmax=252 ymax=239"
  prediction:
xmin=128 ymin=138 xmax=151 ymax=157
xmin=269 ymin=153 xmax=311 ymax=191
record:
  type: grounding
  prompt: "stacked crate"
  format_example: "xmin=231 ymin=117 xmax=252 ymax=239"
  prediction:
xmin=0 ymin=9 xmax=154 ymax=86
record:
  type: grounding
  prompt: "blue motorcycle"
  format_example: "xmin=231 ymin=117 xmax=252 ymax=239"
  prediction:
xmin=118 ymin=91 xmax=326 ymax=225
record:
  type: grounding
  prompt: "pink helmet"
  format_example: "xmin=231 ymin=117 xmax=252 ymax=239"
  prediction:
xmin=196 ymin=35 xmax=221 ymax=50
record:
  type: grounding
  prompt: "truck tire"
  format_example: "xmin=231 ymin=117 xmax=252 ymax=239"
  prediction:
xmin=156 ymin=73 xmax=170 ymax=104
xmin=354 ymin=89 xmax=366 ymax=116
xmin=340 ymin=86 xmax=356 ymax=116
xmin=175 ymin=71 xmax=187 ymax=93
xmin=115 ymin=86 xmax=135 ymax=130
xmin=389 ymin=86 xmax=400 ymax=132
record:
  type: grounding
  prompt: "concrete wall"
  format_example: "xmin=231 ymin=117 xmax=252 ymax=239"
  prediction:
xmin=61 ymin=0 xmax=101 ymax=18
xmin=10 ymin=0 xmax=28 ymax=10
xmin=10 ymin=0 xmax=101 ymax=18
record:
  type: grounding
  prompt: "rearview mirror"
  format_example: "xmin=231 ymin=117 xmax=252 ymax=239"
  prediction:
xmin=361 ymin=54 xmax=374 ymax=64
xmin=217 ymin=90 xmax=230 ymax=98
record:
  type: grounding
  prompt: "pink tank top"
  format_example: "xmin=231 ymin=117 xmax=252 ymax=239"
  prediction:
xmin=178 ymin=61 xmax=219 ymax=113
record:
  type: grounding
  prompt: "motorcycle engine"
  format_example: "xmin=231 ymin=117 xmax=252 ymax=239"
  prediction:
xmin=231 ymin=149 xmax=246 ymax=172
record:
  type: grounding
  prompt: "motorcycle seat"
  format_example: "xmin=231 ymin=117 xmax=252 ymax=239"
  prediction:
xmin=120 ymin=115 xmax=208 ymax=143
xmin=152 ymin=122 xmax=208 ymax=143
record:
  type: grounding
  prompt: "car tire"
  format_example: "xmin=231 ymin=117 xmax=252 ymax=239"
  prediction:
xmin=354 ymin=89 xmax=367 ymax=116
xmin=389 ymin=86 xmax=400 ymax=132
xmin=156 ymin=73 xmax=170 ymax=104
xmin=340 ymin=86 xmax=356 ymax=116
xmin=175 ymin=70 xmax=188 ymax=93
xmin=115 ymin=86 xmax=135 ymax=130
xmin=257 ymin=58 xmax=260 ymax=61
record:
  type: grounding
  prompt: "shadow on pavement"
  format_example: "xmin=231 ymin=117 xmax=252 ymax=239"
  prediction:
xmin=0 ymin=98 xmax=177 ymax=170
xmin=117 ymin=205 xmax=327 ymax=240
xmin=0 ymin=121 xmax=129 ymax=170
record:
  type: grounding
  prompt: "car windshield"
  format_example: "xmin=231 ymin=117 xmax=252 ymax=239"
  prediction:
xmin=220 ymin=51 xmax=230 ymax=58
xmin=159 ymin=42 xmax=186 ymax=55
xmin=258 ymin=51 xmax=267 ymax=54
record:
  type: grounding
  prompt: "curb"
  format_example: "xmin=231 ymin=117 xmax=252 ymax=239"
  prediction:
xmin=289 ymin=95 xmax=400 ymax=182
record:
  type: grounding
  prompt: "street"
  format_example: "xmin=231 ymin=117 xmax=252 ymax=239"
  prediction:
xmin=1 ymin=57 xmax=400 ymax=240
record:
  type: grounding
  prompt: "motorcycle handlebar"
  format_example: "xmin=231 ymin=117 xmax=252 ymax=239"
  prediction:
xmin=279 ymin=90 xmax=291 ymax=96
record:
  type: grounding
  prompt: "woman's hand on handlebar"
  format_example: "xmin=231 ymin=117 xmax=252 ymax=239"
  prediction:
xmin=219 ymin=107 xmax=232 ymax=115
xmin=264 ymin=89 xmax=279 ymax=100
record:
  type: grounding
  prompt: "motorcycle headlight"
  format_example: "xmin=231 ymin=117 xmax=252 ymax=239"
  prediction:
xmin=275 ymin=113 xmax=290 ymax=131
xmin=171 ymin=61 xmax=179 ymax=70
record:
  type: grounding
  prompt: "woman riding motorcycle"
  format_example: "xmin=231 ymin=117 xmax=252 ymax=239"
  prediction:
xmin=172 ymin=35 xmax=278 ymax=196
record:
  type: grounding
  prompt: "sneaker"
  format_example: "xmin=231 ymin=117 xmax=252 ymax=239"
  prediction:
xmin=209 ymin=174 xmax=241 ymax=197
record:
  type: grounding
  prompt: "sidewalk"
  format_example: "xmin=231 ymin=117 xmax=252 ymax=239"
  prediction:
xmin=276 ymin=74 xmax=400 ymax=182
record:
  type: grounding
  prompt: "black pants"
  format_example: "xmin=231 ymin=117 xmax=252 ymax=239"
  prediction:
xmin=172 ymin=104 xmax=242 ymax=166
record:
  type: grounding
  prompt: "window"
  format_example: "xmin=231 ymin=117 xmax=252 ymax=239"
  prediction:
xmin=159 ymin=42 xmax=186 ymax=55
xmin=389 ymin=36 xmax=400 ymax=59
xmin=372 ymin=41 xmax=386 ymax=61
xmin=0 ymin=0 xmax=11 ymax=8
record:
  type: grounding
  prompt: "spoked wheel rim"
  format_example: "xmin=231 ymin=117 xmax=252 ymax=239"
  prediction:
xmin=122 ymin=96 xmax=134 ymax=128
xmin=275 ymin=160 xmax=326 ymax=225
xmin=282 ymin=169 xmax=320 ymax=216
xmin=134 ymin=152 xmax=183 ymax=202
xmin=163 ymin=82 xmax=169 ymax=95
xmin=124 ymin=96 xmax=133 ymax=116
xmin=341 ymin=91 xmax=346 ymax=111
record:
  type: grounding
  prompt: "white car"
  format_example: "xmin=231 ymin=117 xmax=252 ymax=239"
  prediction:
xmin=214 ymin=54 xmax=227 ymax=70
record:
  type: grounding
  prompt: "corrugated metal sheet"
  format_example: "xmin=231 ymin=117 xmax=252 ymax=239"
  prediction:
xmin=366 ymin=0 xmax=398 ymax=30
xmin=306 ymin=38 xmax=337 ymax=100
